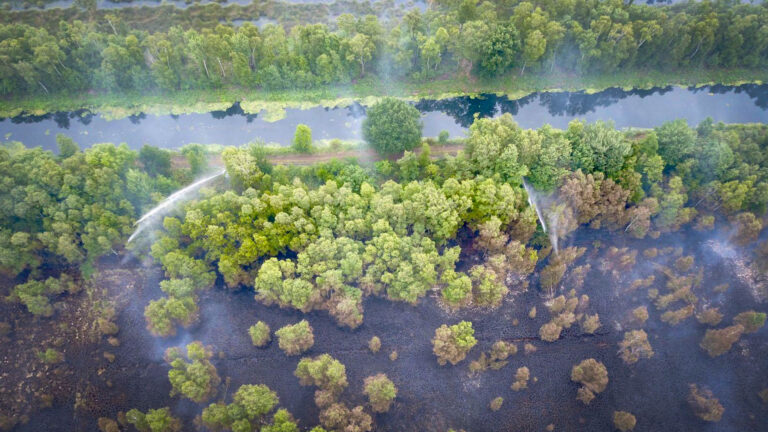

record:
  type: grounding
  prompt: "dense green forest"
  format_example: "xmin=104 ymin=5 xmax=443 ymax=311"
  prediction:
xmin=3 ymin=108 xmax=767 ymax=333
xmin=0 ymin=138 xmax=209 ymax=315
xmin=1 ymin=0 xmax=767 ymax=99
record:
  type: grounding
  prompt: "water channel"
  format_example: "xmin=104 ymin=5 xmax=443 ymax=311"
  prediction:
xmin=2 ymin=84 xmax=766 ymax=152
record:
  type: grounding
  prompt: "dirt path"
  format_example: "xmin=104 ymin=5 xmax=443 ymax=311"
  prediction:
xmin=267 ymin=144 xmax=465 ymax=165
xmin=203 ymin=144 xmax=465 ymax=168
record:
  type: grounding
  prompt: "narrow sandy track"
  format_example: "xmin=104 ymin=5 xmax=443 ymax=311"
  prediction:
xmin=266 ymin=144 xmax=464 ymax=166
xmin=201 ymin=144 xmax=465 ymax=167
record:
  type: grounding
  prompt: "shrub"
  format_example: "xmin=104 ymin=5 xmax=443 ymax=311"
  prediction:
xmin=441 ymin=273 xmax=472 ymax=308
xmin=674 ymin=256 xmax=694 ymax=273
xmin=38 ymin=348 xmax=64 ymax=364
xmin=295 ymin=354 xmax=348 ymax=398
xmin=8 ymin=275 xmax=78 ymax=317
xmin=618 ymin=330 xmax=654 ymax=365
xmin=759 ymin=388 xmax=768 ymax=404
xmin=249 ymin=321 xmax=271 ymax=347
xmin=539 ymin=322 xmax=562 ymax=342
xmin=613 ymin=411 xmax=636 ymax=431
xmin=202 ymin=384 xmax=279 ymax=431
xmin=733 ymin=310 xmax=766 ymax=333
xmin=511 ymin=367 xmax=530 ymax=391
xmin=234 ymin=384 xmax=279 ymax=420
xmin=696 ymin=308 xmax=723 ymax=326
xmin=275 ymin=320 xmax=315 ymax=356
xmin=700 ymin=325 xmax=744 ymax=357
xmin=368 ymin=336 xmax=381 ymax=353
xmin=164 ymin=342 xmax=220 ymax=403
xmin=363 ymin=374 xmax=397 ymax=413
xmin=571 ymin=359 xmax=608 ymax=405
xmin=581 ymin=314 xmax=601 ymax=334
xmin=469 ymin=341 xmax=517 ymax=372
xmin=261 ymin=409 xmax=299 ymax=432
xmin=660 ymin=305 xmax=694 ymax=325
xmin=97 ymin=418 xmax=119 ymax=432
xmin=490 ymin=397 xmax=503 ymax=411
xmin=631 ymin=306 xmax=649 ymax=325
xmin=144 ymin=296 xmax=199 ymax=337
xmin=438 ymin=130 xmax=450 ymax=144
xmin=687 ymin=384 xmax=724 ymax=422
xmin=125 ymin=407 xmax=181 ymax=432
xmin=432 ymin=321 xmax=477 ymax=366
xmin=319 ymin=403 xmax=372 ymax=432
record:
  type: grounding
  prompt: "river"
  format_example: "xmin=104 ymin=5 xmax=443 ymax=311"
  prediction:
xmin=2 ymin=84 xmax=767 ymax=152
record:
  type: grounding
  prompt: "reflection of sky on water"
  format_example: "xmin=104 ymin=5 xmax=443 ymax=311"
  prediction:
xmin=1 ymin=84 xmax=766 ymax=151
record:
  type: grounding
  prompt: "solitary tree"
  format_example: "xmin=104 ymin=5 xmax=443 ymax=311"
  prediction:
xmin=292 ymin=124 xmax=312 ymax=153
xmin=362 ymin=98 xmax=422 ymax=155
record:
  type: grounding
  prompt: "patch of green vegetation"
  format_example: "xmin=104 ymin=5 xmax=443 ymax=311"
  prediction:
xmin=1 ymin=68 xmax=764 ymax=119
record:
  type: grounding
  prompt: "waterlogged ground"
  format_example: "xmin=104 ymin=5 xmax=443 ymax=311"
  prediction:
xmin=5 ymin=224 xmax=767 ymax=432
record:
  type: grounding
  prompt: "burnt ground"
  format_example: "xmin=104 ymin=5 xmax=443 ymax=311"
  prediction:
xmin=5 ymin=226 xmax=768 ymax=432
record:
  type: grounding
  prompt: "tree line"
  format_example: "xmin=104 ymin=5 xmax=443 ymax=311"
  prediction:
xmin=1 ymin=0 xmax=768 ymax=97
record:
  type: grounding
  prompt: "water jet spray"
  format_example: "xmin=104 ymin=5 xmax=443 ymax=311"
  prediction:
xmin=127 ymin=170 xmax=226 ymax=244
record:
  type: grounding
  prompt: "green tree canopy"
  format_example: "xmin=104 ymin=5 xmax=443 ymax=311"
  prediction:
xmin=362 ymin=98 xmax=422 ymax=155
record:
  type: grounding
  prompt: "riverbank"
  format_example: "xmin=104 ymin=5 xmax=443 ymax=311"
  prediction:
xmin=1 ymin=67 xmax=764 ymax=120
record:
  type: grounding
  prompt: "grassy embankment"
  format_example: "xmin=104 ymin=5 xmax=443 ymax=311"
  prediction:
xmin=0 ymin=67 xmax=764 ymax=120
